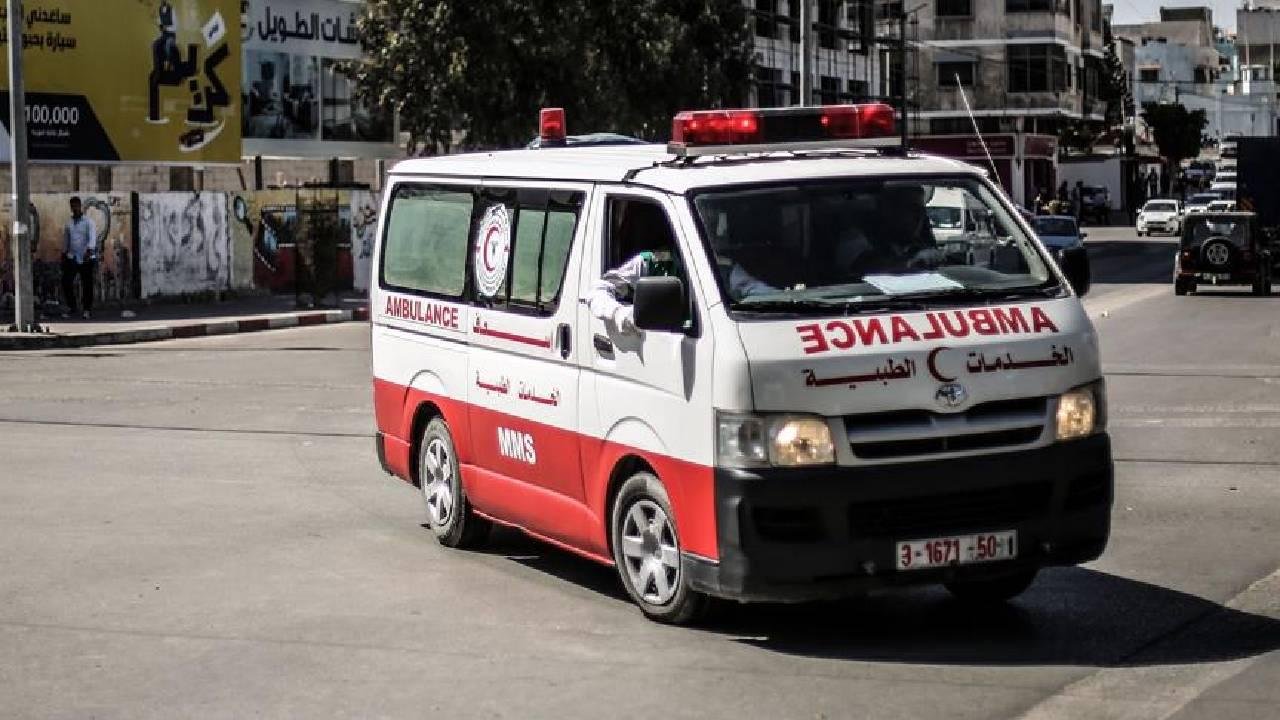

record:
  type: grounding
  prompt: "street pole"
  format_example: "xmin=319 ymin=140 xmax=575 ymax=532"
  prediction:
xmin=799 ymin=0 xmax=810 ymax=106
xmin=899 ymin=9 xmax=908 ymax=150
xmin=6 ymin=0 xmax=34 ymax=332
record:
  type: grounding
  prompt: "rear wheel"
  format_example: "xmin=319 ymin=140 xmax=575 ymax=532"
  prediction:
xmin=419 ymin=417 xmax=490 ymax=548
xmin=945 ymin=568 xmax=1038 ymax=604
xmin=611 ymin=471 xmax=709 ymax=624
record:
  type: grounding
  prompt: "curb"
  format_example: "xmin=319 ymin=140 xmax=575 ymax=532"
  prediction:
xmin=0 ymin=306 xmax=370 ymax=351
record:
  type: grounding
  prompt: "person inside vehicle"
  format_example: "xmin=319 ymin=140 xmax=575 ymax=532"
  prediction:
xmin=588 ymin=202 xmax=774 ymax=332
xmin=837 ymin=183 xmax=943 ymax=278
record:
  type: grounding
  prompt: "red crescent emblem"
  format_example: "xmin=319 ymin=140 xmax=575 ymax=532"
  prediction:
xmin=927 ymin=346 xmax=955 ymax=382
xmin=482 ymin=225 xmax=500 ymax=272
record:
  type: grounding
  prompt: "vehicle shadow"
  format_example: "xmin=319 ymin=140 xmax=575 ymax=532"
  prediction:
xmin=472 ymin=528 xmax=1280 ymax=668
xmin=1086 ymin=240 xmax=1176 ymax=286
xmin=711 ymin=566 xmax=1280 ymax=668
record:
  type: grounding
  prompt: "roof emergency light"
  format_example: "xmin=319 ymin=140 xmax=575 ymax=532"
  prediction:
xmin=540 ymin=107 xmax=567 ymax=146
xmin=668 ymin=102 xmax=900 ymax=157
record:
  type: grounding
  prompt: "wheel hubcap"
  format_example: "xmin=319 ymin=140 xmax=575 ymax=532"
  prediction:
xmin=619 ymin=499 xmax=680 ymax=605
xmin=1206 ymin=244 xmax=1229 ymax=266
xmin=421 ymin=438 xmax=454 ymax=527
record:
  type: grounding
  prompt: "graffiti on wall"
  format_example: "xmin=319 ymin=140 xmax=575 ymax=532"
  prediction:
xmin=0 ymin=193 xmax=136 ymax=309
xmin=232 ymin=189 xmax=354 ymax=294
xmin=349 ymin=190 xmax=378 ymax=293
xmin=137 ymin=193 xmax=231 ymax=297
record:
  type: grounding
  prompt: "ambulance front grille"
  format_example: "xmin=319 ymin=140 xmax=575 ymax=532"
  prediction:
xmin=844 ymin=397 xmax=1049 ymax=461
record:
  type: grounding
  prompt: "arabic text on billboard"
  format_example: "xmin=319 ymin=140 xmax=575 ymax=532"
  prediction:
xmin=0 ymin=0 xmax=242 ymax=163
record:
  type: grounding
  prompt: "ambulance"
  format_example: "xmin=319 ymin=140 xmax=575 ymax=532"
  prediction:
xmin=370 ymin=104 xmax=1111 ymax=624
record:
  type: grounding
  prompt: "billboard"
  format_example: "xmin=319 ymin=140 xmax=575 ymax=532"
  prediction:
xmin=0 ymin=0 xmax=241 ymax=163
xmin=241 ymin=0 xmax=395 ymax=154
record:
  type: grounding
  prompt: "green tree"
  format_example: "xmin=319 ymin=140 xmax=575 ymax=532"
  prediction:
xmin=1098 ymin=23 xmax=1133 ymax=126
xmin=349 ymin=0 xmax=752 ymax=153
xmin=1141 ymin=103 xmax=1207 ymax=184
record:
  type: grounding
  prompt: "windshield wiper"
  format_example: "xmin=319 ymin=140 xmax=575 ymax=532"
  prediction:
xmin=729 ymin=296 xmax=930 ymax=315
xmin=728 ymin=298 xmax=847 ymax=313
xmin=873 ymin=284 xmax=1064 ymax=303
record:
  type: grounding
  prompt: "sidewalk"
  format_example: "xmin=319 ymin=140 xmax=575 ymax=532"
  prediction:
xmin=0 ymin=295 xmax=370 ymax=350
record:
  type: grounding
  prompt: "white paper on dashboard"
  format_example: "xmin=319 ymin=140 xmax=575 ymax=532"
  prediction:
xmin=862 ymin=273 xmax=964 ymax=295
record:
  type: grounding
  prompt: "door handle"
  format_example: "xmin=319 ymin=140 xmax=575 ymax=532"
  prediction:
xmin=593 ymin=334 xmax=614 ymax=357
xmin=557 ymin=323 xmax=571 ymax=359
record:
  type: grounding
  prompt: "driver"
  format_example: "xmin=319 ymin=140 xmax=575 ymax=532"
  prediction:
xmin=837 ymin=184 xmax=944 ymax=277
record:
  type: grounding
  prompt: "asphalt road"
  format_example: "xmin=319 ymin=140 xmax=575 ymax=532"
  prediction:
xmin=2 ymin=226 xmax=1278 ymax=719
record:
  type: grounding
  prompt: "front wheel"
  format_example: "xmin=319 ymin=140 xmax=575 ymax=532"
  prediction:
xmin=611 ymin=471 xmax=709 ymax=624
xmin=944 ymin=568 xmax=1038 ymax=604
xmin=419 ymin=417 xmax=490 ymax=548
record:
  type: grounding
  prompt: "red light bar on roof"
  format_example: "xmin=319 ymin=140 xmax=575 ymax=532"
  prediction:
xmin=668 ymin=103 xmax=900 ymax=157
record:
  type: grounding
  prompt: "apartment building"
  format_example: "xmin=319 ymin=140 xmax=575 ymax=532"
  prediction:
xmin=746 ymin=1 xmax=880 ymax=107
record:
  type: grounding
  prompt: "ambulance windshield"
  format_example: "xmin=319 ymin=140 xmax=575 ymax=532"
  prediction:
xmin=692 ymin=177 xmax=1057 ymax=310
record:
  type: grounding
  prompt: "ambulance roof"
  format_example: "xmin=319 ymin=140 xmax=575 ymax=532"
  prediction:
xmin=389 ymin=145 xmax=986 ymax=195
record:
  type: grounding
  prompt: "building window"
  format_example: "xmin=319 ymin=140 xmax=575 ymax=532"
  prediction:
xmin=791 ymin=70 xmax=802 ymax=105
xmin=755 ymin=66 xmax=785 ymax=108
xmin=1006 ymin=0 xmax=1051 ymax=12
xmin=847 ymin=1 xmax=873 ymax=54
xmin=817 ymin=0 xmax=839 ymax=49
xmin=1008 ymin=44 xmax=1068 ymax=92
xmin=937 ymin=61 xmax=975 ymax=87
xmin=1139 ymin=67 xmax=1159 ymax=82
xmin=788 ymin=0 xmax=801 ymax=42
xmin=847 ymin=79 xmax=870 ymax=100
xmin=819 ymin=75 xmax=841 ymax=104
xmin=877 ymin=1 xmax=904 ymax=20
xmin=936 ymin=0 xmax=971 ymax=17
xmin=755 ymin=0 xmax=778 ymax=40
xmin=1091 ymin=0 xmax=1102 ymax=31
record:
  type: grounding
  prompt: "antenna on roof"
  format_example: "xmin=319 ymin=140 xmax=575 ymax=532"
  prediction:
xmin=955 ymin=75 xmax=1000 ymax=183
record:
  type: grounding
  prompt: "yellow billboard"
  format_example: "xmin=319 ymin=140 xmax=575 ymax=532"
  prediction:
xmin=0 ymin=0 xmax=241 ymax=163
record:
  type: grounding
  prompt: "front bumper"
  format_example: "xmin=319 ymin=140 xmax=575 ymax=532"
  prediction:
xmin=683 ymin=434 xmax=1113 ymax=602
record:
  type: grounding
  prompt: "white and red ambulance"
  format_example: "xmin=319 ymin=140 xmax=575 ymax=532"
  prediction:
xmin=370 ymin=105 xmax=1111 ymax=623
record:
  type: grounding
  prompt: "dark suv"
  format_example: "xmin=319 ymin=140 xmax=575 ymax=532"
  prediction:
xmin=1174 ymin=212 xmax=1274 ymax=295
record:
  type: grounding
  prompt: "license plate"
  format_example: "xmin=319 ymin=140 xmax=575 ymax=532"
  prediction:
xmin=896 ymin=530 xmax=1017 ymax=571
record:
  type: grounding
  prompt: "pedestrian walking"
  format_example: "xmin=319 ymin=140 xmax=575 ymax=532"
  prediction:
xmin=61 ymin=196 xmax=97 ymax=319
xmin=1070 ymin=181 xmax=1083 ymax=220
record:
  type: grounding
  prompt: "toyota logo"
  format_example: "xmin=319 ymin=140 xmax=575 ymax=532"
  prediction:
xmin=935 ymin=383 xmax=968 ymax=409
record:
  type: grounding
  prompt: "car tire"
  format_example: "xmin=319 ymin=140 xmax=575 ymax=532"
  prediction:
xmin=611 ymin=471 xmax=710 ymax=624
xmin=944 ymin=568 xmax=1038 ymax=604
xmin=1136 ymin=229 xmax=1144 ymax=237
xmin=419 ymin=417 xmax=490 ymax=548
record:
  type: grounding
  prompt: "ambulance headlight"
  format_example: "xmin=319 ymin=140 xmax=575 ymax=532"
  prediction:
xmin=717 ymin=413 xmax=836 ymax=467
xmin=1056 ymin=380 xmax=1106 ymax=441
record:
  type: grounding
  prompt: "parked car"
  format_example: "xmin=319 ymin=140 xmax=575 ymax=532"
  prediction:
xmin=1033 ymin=215 xmax=1091 ymax=291
xmin=1080 ymin=185 xmax=1110 ymax=224
xmin=1136 ymin=199 xmax=1182 ymax=236
xmin=1174 ymin=211 xmax=1273 ymax=295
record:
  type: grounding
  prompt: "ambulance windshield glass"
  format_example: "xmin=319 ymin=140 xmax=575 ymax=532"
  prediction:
xmin=692 ymin=177 xmax=1057 ymax=309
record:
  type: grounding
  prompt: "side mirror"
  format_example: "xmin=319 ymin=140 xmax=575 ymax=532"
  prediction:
xmin=1062 ymin=247 xmax=1091 ymax=297
xmin=1079 ymin=231 xmax=1088 ymax=238
xmin=633 ymin=276 xmax=686 ymax=332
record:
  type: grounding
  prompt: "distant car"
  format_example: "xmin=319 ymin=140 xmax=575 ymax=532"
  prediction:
xmin=1033 ymin=215 xmax=1091 ymax=289
xmin=1080 ymin=185 xmax=1110 ymax=224
xmin=1185 ymin=192 xmax=1221 ymax=214
xmin=1186 ymin=161 xmax=1215 ymax=183
xmin=1136 ymin=199 xmax=1182 ymax=236
xmin=1206 ymin=200 xmax=1237 ymax=213
xmin=1174 ymin=211 xmax=1272 ymax=295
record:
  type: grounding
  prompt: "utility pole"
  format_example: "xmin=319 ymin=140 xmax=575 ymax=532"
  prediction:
xmin=6 ymin=0 xmax=35 ymax=332
xmin=899 ymin=8 xmax=908 ymax=149
xmin=799 ymin=0 xmax=811 ymax=106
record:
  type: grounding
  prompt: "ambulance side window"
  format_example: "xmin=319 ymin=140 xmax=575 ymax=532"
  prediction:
xmin=477 ymin=187 xmax=585 ymax=315
xmin=603 ymin=196 xmax=696 ymax=328
xmin=379 ymin=184 xmax=475 ymax=298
